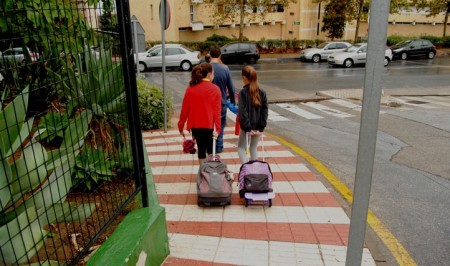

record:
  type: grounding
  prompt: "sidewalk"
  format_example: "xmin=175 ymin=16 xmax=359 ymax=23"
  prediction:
xmin=143 ymin=117 xmax=376 ymax=265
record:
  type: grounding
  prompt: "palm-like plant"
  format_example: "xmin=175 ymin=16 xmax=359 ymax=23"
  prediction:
xmin=48 ymin=45 xmax=127 ymax=153
xmin=0 ymin=87 xmax=94 ymax=264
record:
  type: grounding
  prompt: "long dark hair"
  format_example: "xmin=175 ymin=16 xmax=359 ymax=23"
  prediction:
xmin=242 ymin=65 xmax=261 ymax=106
xmin=190 ymin=63 xmax=213 ymax=86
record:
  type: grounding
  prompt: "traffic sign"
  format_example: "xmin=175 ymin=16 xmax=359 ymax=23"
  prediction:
xmin=159 ymin=0 xmax=171 ymax=30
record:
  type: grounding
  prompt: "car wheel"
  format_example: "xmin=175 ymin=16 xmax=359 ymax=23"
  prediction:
xmin=384 ymin=57 xmax=390 ymax=67
xmin=401 ymin=52 xmax=407 ymax=60
xmin=138 ymin=62 xmax=146 ymax=72
xmin=344 ymin=59 xmax=353 ymax=68
xmin=312 ymin=54 xmax=321 ymax=63
xmin=180 ymin=60 xmax=192 ymax=71
xmin=428 ymin=51 xmax=435 ymax=59
xmin=247 ymin=57 xmax=256 ymax=64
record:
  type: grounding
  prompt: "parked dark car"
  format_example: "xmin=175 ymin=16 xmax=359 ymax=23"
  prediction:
xmin=219 ymin=42 xmax=260 ymax=64
xmin=391 ymin=39 xmax=436 ymax=60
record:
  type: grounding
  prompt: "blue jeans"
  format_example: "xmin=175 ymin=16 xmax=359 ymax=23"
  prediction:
xmin=216 ymin=104 xmax=227 ymax=151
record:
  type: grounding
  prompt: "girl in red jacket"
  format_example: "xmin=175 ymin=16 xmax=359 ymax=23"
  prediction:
xmin=178 ymin=63 xmax=222 ymax=164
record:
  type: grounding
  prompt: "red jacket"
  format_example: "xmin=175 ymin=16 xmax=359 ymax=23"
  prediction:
xmin=178 ymin=80 xmax=221 ymax=133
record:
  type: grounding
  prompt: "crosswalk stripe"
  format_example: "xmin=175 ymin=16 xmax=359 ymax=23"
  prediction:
xmin=144 ymin=133 xmax=252 ymax=145
xmin=423 ymin=96 xmax=450 ymax=107
xmin=148 ymin=150 xmax=295 ymax=162
xmin=162 ymin=205 xmax=350 ymax=224
xmin=155 ymin=181 xmax=329 ymax=195
xmin=268 ymin=109 xmax=290 ymax=121
xmin=277 ymin=103 xmax=323 ymax=120
xmin=302 ymin=102 xmax=353 ymax=118
xmin=151 ymin=163 xmax=310 ymax=175
xmin=146 ymin=140 xmax=282 ymax=153
xmin=328 ymin=98 xmax=361 ymax=109
xmin=328 ymin=99 xmax=386 ymax=114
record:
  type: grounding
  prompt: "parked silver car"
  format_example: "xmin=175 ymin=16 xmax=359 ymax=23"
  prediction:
xmin=137 ymin=44 xmax=200 ymax=72
xmin=327 ymin=43 xmax=393 ymax=68
xmin=0 ymin=47 xmax=39 ymax=66
xmin=300 ymin=41 xmax=352 ymax=63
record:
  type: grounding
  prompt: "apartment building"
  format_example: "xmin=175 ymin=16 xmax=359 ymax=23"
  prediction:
xmin=128 ymin=0 xmax=447 ymax=43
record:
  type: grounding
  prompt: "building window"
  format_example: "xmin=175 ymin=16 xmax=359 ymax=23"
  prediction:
xmin=150 ymin=4 xmax=153 ymax=20
xmin=190 ymin=5 xmax=194 ymax=21
xmin=270 ymin=4 xmax=284 ymax=12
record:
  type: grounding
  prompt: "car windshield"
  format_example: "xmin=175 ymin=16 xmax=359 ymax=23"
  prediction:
xmin=317 ymin=42 xmax=329 ymax=49
xmin=393 ymin=40 xmax=412 ymax=47
xmin=181 ymin=45 xmax=194 ymax=53
xmin=345 ymin=45 xmax=363 ymax=53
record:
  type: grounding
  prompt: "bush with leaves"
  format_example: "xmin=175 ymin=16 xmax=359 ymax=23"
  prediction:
xmin=137 ymin=78 xmax=173 ymax=130
xmin=0 ymin=87 xmax=94 ymax=264
xmin=387 ymin=35 xmax=409 ymax=46
xmin=36 ymin=111 xmax=69 ymax=144
xmin=73 ymin=146 xmax=116 ymax=190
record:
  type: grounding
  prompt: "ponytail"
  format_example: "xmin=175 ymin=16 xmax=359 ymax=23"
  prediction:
xmin=190 ymin=63 xmax=213 ymax=86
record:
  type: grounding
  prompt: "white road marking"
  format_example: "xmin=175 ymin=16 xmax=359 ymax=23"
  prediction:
xmin=277 ymin=103 xmax=323 ymax=120
xmin=268 ymin=109 xmax=290 ymax=121
xmin=302 ymin=102 xmax=353 ymax=118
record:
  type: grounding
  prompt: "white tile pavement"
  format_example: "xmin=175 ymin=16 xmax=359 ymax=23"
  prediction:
xmin=156 ymin=181 xmax=330 ymax=195
xmin=161 ymin=204 xmax=350 ymax=224
xmin=168 ymin=233 xmax=376 ymax=265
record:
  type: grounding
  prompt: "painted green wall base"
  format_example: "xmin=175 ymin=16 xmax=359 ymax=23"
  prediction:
xmin=87 ymin=206 xmax=169 ymax=266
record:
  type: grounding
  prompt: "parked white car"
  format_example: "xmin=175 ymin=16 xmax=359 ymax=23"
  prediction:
xmin=300 ymin=41 xmax=352 ymax=63
xmin=327 ymin=43 xmax=393 ymax=68
xmin=137 ymin=44 xmax=200 ymax=72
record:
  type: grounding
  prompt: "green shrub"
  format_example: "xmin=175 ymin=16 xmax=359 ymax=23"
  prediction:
xmin=443 ymin=36 xmax=450 ymax=48
xmin=421 ymin=35 xmax=444 ymax=47
xmin=257 ymin=38 xmax=267 ymax=49
xmin=292 ymin=39 xmax=301 ymax=49
xmin=206 ymin=34 xmax=231 ymax=43
xmin=387 ymin=35 xmax=409 ymax=46
xmin=137 ymin=78 xmax=173 ymax=130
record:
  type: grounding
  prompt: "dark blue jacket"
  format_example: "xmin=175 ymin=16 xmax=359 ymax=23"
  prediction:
xmin=211 ymin=62 xmax=236 ymax=105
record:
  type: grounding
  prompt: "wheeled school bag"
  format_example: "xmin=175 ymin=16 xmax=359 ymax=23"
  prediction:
xmin=197 ymin=140 xmax=232 ymax=206
xmin=238 ymin=133 xmax=274 ymax=207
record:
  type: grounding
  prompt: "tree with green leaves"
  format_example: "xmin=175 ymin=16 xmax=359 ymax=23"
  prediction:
xmin=200 ymin=0 xmax=296 ymax=42
xmin=412 ymin=0 xmax=450 ymax=37
xmin=0 ymin=0 xmax=100 ymax=56
xmin=317 ymin=0 xmax=411 ymax=42
xmin=321 ymin=0 xmax=350 ymax=40
xmin=0 ymin=0 xmax=101 ymax=98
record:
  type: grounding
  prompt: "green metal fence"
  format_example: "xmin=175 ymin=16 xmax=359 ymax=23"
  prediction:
xmin=0 ymin=0 xmax=146 ymax=264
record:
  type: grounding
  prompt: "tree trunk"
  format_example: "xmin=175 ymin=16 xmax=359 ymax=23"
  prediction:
xmin=239 ymin=0 xmax=245 ymax=41
xmin=354 ymin=0 xmax=364 ymax=43
xmin=444 ymin=4 xmax=449 ymax=37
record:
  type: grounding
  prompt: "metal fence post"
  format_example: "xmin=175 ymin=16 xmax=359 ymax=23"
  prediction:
xmin=345 ymin=1 xmax=390 ymax=265
xmin=116 ymin=0 xmax=149 ymax=208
